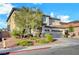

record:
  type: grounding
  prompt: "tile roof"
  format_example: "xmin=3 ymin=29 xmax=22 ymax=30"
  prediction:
xmin=60 ymin=21 xmax=79 ymax=28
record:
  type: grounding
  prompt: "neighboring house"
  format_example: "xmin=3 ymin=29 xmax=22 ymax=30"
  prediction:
xmin=61 ymin=21 xmax=79 ymax=37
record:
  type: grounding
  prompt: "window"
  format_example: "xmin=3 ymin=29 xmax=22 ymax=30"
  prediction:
xmin=43 ymin=16 xmax=46 ymax=23
xmin=7 ymin=25 xmax=10 ymax=31
xmin=52 ymin=30 xmax=61 ymax=32
xmin=45 ymin=29 xmax=49 ymax=31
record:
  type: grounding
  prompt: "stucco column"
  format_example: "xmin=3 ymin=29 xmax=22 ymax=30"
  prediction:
xmin=62 ymin=30 xmax=65 ymax=37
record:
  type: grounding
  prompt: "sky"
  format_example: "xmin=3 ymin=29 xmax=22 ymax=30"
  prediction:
xmin=0 ymin=3 xmax=79 ymax=29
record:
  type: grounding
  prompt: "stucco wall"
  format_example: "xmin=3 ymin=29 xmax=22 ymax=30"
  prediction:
xmin=7 ymin=11 xmax=16 ymax=32
xmin=73 ymin=27 xmax=79 ymax=36
xmin=52 ymin=20 xmax=60 ymax=26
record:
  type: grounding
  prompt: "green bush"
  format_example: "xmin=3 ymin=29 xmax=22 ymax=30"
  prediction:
xmin=45 ymin=33 xmax=53 ymax=42
xmin=11 ymin=29 xmax=22 ymax=37
xmin=37 ymin=39 xmax=48 ymax=44
xmin=68 ymin=26 xmax=74 ymax=32
xmin=27 ymin=41 xmax=33 ymax=46
xmin=30 ymin=37 xmax=38 ymax=40
xmin=16 ymin=40 xmax=28 ymax=46
xmin=16 ymin=40 xmax=33 ymax=46
xmin=11 ymin=30 xmax=17 ymax=37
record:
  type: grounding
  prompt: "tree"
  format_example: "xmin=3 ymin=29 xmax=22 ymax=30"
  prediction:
xmin=14 ymin=7 xmax=32 ymax=34
xmin=30 ymin=8 xmax=43 ymax=37
xmin=14 ymin=7 xmax=43 ymax=37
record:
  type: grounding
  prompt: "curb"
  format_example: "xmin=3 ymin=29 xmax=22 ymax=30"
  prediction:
xmin=9 ymin=47 xmax=51 ymax=54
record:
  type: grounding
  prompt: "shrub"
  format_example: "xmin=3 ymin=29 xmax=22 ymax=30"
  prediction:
xmin=45 ymin=33 xmax=53 ymax=42
xmin=16 ymin=39 xmax=33 ymax=46
xmin=68 ymin=26 xmax=74 ymax=32
xmin=38 ymin=39 xmax=48 ymax=44
xmin=11 ymin=29 xmax=21 ymax=37
xmin=27 ymin=41 xmax=33 ymax=46
xmin=16 ymin=40 xmax=28 ymax=46
xmin=11 ymin=30 xmax=17 ymax=37
xmin=30 ymin=37 xmax=38 ymax=40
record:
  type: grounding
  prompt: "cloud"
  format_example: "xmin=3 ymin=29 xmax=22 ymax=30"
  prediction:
xmin=57 ymin=15 xmax=70 ymax=22
xmin=0 ymin=3 xmax=14 ymax=14
xmin=0 ymin=3 xmax=13 ymax=28
xmin=50 ymin=12 xmax=54 ymax=17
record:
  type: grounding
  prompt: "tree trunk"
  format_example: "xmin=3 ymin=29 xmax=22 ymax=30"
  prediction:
xmin=29 ymin=28 xmax=31 ymax=34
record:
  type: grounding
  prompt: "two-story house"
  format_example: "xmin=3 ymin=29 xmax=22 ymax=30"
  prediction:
xmin=7 ymin=8 xmax=79 ymax=38
xmin=7 ymin=8 xmax=67 ymax=38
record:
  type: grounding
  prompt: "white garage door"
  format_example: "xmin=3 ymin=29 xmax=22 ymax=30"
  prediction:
xmin=51 ymin=30 xmax=62 ymax=38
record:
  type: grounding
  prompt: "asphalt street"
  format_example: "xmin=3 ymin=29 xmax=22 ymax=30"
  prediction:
xmin=14 ymin=45 xmax=79 ymax=55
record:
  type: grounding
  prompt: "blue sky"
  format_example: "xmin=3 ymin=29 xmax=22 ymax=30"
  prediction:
xmin=0 ymin=3 xmax=79 ymax=29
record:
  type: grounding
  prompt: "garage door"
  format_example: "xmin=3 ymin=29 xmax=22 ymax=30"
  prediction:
xmin=51 ymin=30 xmax=62 ymax=38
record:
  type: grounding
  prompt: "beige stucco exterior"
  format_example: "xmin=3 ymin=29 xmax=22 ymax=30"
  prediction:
xmin=7 ymin=11 xmax=16 ymax=32
xmin=52 ymin=20 xmax=61 ymax=26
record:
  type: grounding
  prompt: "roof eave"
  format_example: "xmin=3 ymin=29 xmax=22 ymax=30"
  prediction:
xmin=6 ymin=8 xmax=18 ymax=22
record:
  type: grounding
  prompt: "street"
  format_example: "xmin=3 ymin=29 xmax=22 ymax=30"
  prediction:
xmin=14 ymin=45 xmax=79 ymax=55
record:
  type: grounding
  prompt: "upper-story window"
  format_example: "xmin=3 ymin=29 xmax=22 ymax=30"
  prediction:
xmin=42 ymin=16 xmax=46 ymax=23
xmin=42 ymin=16 xmax=50 ymax=25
